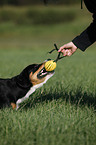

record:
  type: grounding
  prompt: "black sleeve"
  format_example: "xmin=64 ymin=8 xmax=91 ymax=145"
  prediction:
xmin=72 ymin=13 xmax=96 ymax=51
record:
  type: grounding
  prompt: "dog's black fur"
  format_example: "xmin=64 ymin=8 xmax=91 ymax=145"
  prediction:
xmin=0 ymin=62 xmax=54 ymax=109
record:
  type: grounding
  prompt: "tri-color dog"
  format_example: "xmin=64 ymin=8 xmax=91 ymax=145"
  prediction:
xmin=0 ymin=60 xmax=54 ymax=110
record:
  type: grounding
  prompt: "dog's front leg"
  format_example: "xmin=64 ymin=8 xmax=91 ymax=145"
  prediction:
xmin=16 ymin=87 xmax=36 ymax=110
xmin=16 ymin=96 xmax=28 ymax=110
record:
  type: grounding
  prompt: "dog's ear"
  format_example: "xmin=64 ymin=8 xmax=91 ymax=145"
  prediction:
xmin=16 ymin=67 xmax=32 ymax=88
xmin=16 ymin=64 xmax=40 ymax=88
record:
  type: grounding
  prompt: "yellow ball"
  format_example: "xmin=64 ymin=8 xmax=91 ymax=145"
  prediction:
xmin=45 ymin=60 xmax=56 ymax=71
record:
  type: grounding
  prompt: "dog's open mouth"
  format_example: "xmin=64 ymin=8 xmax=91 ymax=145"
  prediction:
xmin=37 ymin=67 xmax=54 ymax=79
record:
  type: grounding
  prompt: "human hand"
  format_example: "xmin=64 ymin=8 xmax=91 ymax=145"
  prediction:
xmin=58 ymin=42 xmax=77 ymax=56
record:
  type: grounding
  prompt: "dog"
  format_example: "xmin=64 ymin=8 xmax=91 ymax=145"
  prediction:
xmin=0 ymin=60 xmax=54 ymax=110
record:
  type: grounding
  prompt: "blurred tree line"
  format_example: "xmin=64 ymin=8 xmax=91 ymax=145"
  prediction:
xmin=0 ymin=0 xmax=80 ymax=6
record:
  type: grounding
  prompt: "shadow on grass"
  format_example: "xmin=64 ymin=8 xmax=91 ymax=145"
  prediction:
xmin=21 ymin=87 xmax=96 ymax=110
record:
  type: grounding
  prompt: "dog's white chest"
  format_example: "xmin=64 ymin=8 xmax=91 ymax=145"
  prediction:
xmin=16 ymin=73 xmax=54 ymax=110
xmin=16 ymin=81 xmax=45 ymax=110
xmin=27 ymin=82 xmax=44 ymax=96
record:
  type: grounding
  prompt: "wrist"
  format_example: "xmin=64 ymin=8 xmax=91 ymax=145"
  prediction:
xmin=72 ymin=42 xmax=78 ymax=49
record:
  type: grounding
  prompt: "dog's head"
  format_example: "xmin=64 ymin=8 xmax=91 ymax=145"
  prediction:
xmin=16 ymin=60 xmax=55 ymax=88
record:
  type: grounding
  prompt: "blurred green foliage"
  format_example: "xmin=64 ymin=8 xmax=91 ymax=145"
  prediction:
xmin=0 ymin=0 xmax=80 ymax=6
xmin=0 ymin=7 xmax=76 ymax=25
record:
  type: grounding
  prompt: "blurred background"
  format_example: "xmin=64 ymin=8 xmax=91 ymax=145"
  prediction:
xmin=0 ymin=0 xmax=92 ymax=49
xmin=0 ymin=0 xmax=94 ymax=76
xmin=0 ymin=0 xmax=80 ymax=5
xmin=0 ymin=2 xmax=96 ymax=145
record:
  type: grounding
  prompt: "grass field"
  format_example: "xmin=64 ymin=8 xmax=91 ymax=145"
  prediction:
xmin=0 ymin=5 xmax=96 ymax=145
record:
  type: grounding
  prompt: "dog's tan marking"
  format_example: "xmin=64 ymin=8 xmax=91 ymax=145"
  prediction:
xmin=11 ymin=103 xmax=16 ymax=109
xmin=16 ymin=62 xmax=54 ymax=110
xmin=29 ymin=63 xmax=46 ymax=86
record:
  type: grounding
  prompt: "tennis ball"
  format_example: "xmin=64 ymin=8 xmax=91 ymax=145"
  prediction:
xmin=45 ymin=60 xmax=56 ymax=71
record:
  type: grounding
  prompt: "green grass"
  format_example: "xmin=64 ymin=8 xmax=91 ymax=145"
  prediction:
xmin=0 ymin=5 xmax=96 ymax=145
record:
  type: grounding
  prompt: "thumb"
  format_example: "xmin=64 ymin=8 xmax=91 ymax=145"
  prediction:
xmin=58 ymin=44 xmax=67 ymax=52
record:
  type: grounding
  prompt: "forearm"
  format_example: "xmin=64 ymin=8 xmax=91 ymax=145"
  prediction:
xmin=72 ymin=13 xmax=96 ymax=51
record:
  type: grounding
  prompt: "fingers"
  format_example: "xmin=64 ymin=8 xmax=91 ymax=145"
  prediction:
xmin=58 ymin=42 xmax=77 ymax=57
xmin=58 ymin=45 xmax=66 ymax=52
xmin=63 ymin=49 xmax=72 ymax=56
xmin=58 ymin=45 xmax=69 ymax=56
xmin=58 ymin=45 xmax=72 ymax=56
